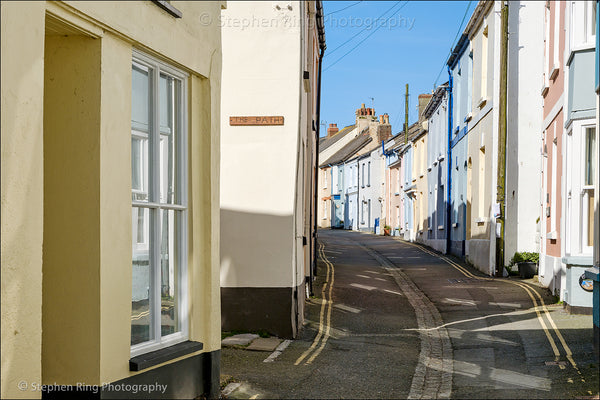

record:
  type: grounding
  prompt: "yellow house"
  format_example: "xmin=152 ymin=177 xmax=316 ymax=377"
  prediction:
xmin=2 ymin=1 xmax=223 ymax=398
xmin=412 ymin=130 xmax=429 ymax=243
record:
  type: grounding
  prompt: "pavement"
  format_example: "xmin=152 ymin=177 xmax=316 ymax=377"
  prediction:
xmin=220 ymin=230 xmax=599 ymax=399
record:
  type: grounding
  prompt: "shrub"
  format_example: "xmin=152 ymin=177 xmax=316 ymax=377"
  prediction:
xmin=509 ymin=252 xmax=539 ymax=267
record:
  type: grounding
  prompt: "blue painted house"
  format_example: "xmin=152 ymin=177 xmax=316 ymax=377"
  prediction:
xmin=447 ymin=33 xmax=472 ymax=257
xmin=402 ymin=142 xmax=415 ymax=241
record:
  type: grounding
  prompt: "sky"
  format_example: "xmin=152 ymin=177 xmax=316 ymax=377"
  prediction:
xmin=319 ymin=0 xmax=477 ymax=136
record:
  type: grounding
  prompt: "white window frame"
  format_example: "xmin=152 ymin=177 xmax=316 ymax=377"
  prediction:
xmin=131 ymin=50 xmax=189 ymax=357
xmin=570 ymin=0 xmax=597 ymax=50
xmin=581 ymin=124 xmax=596 ymax=254
xmin=361 ymin=163 xmax=365 ymax=188
xmin=550 ymin=122 xmax=558 ymax=236
xmin=553 ymin=0 xmax=561 ymax=68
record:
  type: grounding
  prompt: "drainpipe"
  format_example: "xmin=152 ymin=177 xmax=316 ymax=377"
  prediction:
xmin=446 ymin=67 xmax=453 ymax=255
xmin=357 ymin=160 xmax=360 ymax=231
xmin=329 ymin=164 xmax=334 ymax=225
xmin=312 ymin=0 xmax=326 ymax=294
xmin=496 ymin=2 xmax=508 ymax=277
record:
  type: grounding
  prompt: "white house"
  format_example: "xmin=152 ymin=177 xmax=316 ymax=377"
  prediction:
xmin=220 ymin=0 xmax=326 ymax=338
xmin=423 ymin=83 xmax=449 ymax=253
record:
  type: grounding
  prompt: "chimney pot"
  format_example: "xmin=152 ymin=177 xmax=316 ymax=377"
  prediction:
xmin=327 ymin=123 xmax=339 ymax=137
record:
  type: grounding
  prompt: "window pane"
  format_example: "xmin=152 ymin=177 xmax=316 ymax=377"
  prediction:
xmin=593 ymin=1 xmax=597 ymax=37
xmin=587 ymin=191 xmax=595 ymax=247
xmin=160 ymin=74 xmax=173 ymax=134
xmin=132 ymin=137 xmax=149 ymax=202
xmin=132 ymin=65 xmax=151 ymax=132
xmin=160 ymin=209 xmax=181 ymax=337
xmin=159 ymin=75 xmax=181 ymax=204
xmin=132 ymin=207 xmax=153 ymax=345
xmin=585 ymin=127 xmax=596 ymax=186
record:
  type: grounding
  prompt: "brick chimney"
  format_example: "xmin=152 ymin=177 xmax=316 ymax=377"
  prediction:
xmin=376 ymin=113 xmax=391 ymax=142
xmin=327 ymin=123 xmax=339 ymax=137
xmin=418 ymin=94 xmax=433 ymax=123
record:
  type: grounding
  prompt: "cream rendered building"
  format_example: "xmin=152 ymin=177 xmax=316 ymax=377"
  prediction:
xmin=220 ymin=1 xmax=325 ymax=338
xmin=413 ymin=131 xmax=429 ymax=243
xmin=465 ymin=1 xmax=500 ymax=275
xmin=2 ymin=1 xmax=223 ymax=398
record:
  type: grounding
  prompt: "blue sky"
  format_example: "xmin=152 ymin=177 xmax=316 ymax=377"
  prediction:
xmin=320 ymin=0 xmax=476 ymax=135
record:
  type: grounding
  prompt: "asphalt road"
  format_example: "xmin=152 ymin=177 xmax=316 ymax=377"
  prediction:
xmin=221 ymin=230 xmax=599 ymax=399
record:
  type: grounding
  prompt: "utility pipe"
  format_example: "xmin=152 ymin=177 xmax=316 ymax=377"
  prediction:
xmin=446 ymin=66 xmax=453 ymax=255
xmin=312 ymin=0 xmax=326 ymax=295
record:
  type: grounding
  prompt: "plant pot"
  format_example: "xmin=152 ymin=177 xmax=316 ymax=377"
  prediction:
xmin=518 ymin=262 xmax=537 ymax=279
xmin=384 ymin=228 xmax=390 ymax=236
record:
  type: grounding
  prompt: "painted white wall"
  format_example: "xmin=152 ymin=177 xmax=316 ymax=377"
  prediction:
xmin=426 ymin=91 xmax=448 ymax=252
xmin=220 ymin=1 xmax=302 ymax=287
xmin=357 ymin=148 xmax=385 ymax=231
xmin=505 ymin=1 xmax=545 ymax=265
xmin=344 ymin=158 xmax=360 ymax=230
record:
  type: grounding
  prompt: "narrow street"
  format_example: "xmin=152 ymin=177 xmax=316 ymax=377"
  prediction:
xmin=221 ymin=230 xmax=599 ymax=399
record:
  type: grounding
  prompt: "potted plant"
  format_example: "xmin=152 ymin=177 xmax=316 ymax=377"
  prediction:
xmin=509 ymin=252 xmax=539 ymax=279
xmin=383 ymin=225 xmax=391 ymax=236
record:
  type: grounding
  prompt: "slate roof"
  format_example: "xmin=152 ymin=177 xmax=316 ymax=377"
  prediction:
xmin=391 ymin=121 xmax=423 ymax=152
xmin=320 ymin=134 xmax=373 ymax=167
xmin=422 ymin=82 xmax=449 ymax=120
xmin=319 ymin=124 xmax=356 ymax=152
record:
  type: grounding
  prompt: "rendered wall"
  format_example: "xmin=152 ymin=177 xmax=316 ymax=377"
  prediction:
xmin=1 ymin=2 xmax=46 ymax=398
xmin=220 ymin=1 xmax=301 ymax=289
xmin=505 ymin=1 xmax=544 ymax=265
xmin=2 ymin=0 xmax=223 ymax=396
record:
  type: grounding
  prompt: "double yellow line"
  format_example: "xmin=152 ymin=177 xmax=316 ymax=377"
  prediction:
xmin=400 ymin=239 xmax=583 ymax=378
xmin=295 ymin=242 xmax=335 ymax=366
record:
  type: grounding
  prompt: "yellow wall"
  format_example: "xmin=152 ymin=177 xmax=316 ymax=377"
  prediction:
xmin=43 ymin=33 xmax=103 ymax=384
xmin=98 ymin=33 xmax=136 ymax=384
xmin=189 ymin=71 xmax=222 ymax=353
xmin=2 ymin=0 xmax=223 ymax=393
xmin=1 ymin=2 xmax=46 ymax=398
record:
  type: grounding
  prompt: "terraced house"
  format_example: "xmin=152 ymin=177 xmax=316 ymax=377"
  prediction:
xmin=2 ymin=1 xmax=223 ymax=398
xmin=219 ymin=0 xmax=326 ymax=339
xmin=318 ymin=103 xmax=392 ymax=232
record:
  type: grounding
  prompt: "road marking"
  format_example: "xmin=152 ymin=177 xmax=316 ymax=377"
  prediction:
xmin=294 ymin=243 xmax=330 ymax=365
xmin=333 ymin=303 xmax=361 ymax=313
xmin=356 ymin=274 xmax=372 ymax=279
xmin=263 ymin=339 xmax=292 ymax=363
xmin=374 ymin=277 xmax=387 ymax=281
xmin=383 ymin=289 xmax=404 ymax=296
xmin=353 ymin=241 xmax=453 ymax=399
xmin=295 ymin=242 xmax=335 ymax=366
xmin=306 ymin=243 xmax=336 ymax=365
xmin=396 ymin=238 xmax=583 ymax=376
xmin=350 ymin=283 xmax=376 ymax=291
xmin=443 ymin=298 xmax=477 ymax=306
